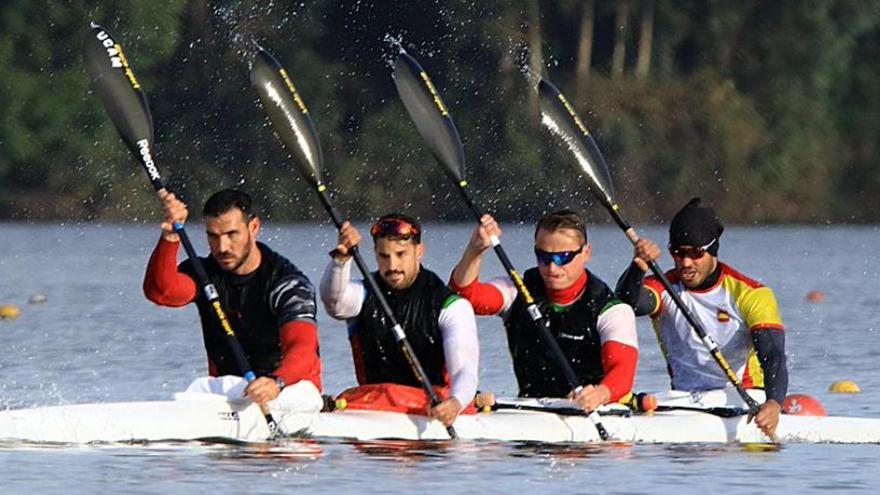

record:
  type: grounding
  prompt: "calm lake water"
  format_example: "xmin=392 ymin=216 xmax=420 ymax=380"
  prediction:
xmin=1 ymin=222 xmax=878 ymax=492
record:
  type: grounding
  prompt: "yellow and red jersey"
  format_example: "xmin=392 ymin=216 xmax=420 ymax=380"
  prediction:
xmin=644 ymin=262 xmax=783 ymax=392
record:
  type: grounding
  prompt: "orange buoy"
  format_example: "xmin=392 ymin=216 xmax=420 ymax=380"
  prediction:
xmin=782 ymin=394 xmax=826 ymax=416
xmin=806 ymin=290 xmax=825 ymax=303
xmin=623 ymin=392 xmax=657 ymax=413
xmin=638 ymin=393 xmax=658 ymax=413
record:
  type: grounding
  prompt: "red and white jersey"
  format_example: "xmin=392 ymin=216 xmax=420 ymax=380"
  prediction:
xmin=645 ymin=262 xmax=784 ymax=392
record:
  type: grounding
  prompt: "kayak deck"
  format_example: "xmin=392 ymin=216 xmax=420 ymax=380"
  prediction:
xmin=1 ymin=393 xmax=878 ymax=445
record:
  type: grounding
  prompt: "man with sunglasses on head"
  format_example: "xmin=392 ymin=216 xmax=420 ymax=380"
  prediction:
xmin=616 ymin=197 xmax=788 ymax=437
xmin=450 ymin=209 xmax=638 ymax=413
xmin=320 ymin=214 xmax=478 ymax=427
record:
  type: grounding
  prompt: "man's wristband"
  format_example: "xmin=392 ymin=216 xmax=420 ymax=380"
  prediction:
xmin=269 ymin=375 xmax=285 ymax=391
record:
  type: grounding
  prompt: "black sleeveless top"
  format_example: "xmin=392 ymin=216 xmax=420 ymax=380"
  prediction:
xmin=181 ymin=242 xmax=317 ymax=377
xmin=503 ymin=267 xmax=617 ymax=397
xmin=352 ymin=267 xmax=456 ymax=387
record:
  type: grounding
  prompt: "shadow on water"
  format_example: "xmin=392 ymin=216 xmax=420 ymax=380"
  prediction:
xmin=341 ymin=438 xmax=457 ymax=460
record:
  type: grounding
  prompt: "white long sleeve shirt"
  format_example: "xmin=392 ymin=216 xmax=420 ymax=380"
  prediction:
xmin=320 ymin=258 xmax=479 ymax=409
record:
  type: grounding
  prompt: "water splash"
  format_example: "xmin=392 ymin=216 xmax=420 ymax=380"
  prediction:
xmin=511 ymin=42 xmax=544 ymax=93
xmin=211 ymin=1 xmax=304 ymax=67
xmin=382 ymin=32 xmax=406 ymax=69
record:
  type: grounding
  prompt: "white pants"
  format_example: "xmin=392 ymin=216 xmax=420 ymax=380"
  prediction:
xmin=654 ymin=388 xmax=766 ymax=408
xmin=182 ymin=375 xmax=323 ymax=413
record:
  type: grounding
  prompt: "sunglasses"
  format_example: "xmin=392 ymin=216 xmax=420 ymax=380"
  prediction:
xmin=370 ymin=218 xmax=420 ymax=239
xmin=669 ymin=238 xmax=716 ymax=260
xmin=534 ymin=246 xmax=583 ymax=266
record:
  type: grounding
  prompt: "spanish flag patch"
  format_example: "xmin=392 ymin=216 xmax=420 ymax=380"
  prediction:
xmin=717 ymin=308 xmax=730 ymax=322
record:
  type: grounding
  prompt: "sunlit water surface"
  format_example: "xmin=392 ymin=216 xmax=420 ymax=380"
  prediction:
xmin=1 ymin=223 xmax=878 ymax=492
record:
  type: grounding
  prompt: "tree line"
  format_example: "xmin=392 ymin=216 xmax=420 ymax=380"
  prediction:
xmin=1 ymin=0 xmax=878 ymax=223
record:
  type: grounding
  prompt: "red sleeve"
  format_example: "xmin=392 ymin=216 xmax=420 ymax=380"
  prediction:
xmin=599 ymin=341 xmax=638 ymax=402
xmin=274 ymin=320 xmax=322 ymax=392
xmin=643 ymin=276 xmax=666 ymax=317
xmin=143 ymin=237 xmax=197 ymax=307
xmin=448 ymin=275 xmax=505 ymax=315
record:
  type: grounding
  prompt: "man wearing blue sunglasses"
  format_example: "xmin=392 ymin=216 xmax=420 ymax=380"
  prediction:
xmin=450 ymin=209 xmax=638 ymax=413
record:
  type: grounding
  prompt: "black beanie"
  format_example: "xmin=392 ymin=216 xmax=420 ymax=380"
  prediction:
xmin=669 ymin=198 xmax=723 ymax=255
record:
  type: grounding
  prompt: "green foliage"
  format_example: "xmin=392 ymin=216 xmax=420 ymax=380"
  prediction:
xmin=0 ymin=1 xmax=878 ymax=223
xmin=0 ymin=0 xmax=188 ymax=218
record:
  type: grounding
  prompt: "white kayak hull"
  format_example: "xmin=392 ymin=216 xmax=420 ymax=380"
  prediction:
xmin=1 ymin=391 xmax=877 ymax=445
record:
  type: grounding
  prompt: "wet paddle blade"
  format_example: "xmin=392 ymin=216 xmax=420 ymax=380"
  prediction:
xmin=250 ymin=47 xmax=325 ymax=187
xmin=537 ymin=78 xmax=615 ymax=208
xmin=392 ymin=50 xmax=466 ymax=183
xmin=83 ymin=22 xmax=161 ymax=190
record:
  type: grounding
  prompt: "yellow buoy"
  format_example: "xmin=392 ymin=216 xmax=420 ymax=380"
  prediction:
xmin=0 ymin=304 xmax=21 ymax=320
xmin=828 ymin=380 xmax=860 ymax=394
xmin=742 ymin=443 xmax=781 ymax=453
xmin=334 ymin=398 xmax=348 ymax=411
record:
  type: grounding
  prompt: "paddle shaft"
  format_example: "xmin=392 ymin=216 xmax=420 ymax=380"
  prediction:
xmin=453 ymin=183 xmax=609 ymax=440
xmin=605 ymin=205 xmax=762 ymax=413
xmin=491 ymin=402 xmax=631 ymax=418
xmin=314 ymin=185 xmax=458 ymax=439
xmin=492 ymin=401 xmax=747 ymax=419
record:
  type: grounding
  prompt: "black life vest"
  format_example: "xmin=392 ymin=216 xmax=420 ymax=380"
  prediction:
xmin=503 ymin=267 xmax=616 ymax=398
xmin=182 ymin=242 xmax=307 ymax=377
xmin=352 ymin=267 xmax=456 ymax=388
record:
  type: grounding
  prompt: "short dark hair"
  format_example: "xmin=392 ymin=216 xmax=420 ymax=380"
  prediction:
xmin=534 ymin=209 xmax=587 ymax=245
xmin=203 ymin=189 xmax=257 ymax=221
xmin=371 ymin=212 xmax=422 ymax=244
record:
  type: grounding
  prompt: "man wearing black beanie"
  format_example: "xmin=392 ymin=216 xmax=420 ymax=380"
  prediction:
xmin=616 ymin=198 xmax=788 ymax=438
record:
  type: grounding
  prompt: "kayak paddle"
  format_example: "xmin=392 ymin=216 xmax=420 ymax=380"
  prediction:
xmin=249 ymin=47 xmax=457 ymax=440
xmin=392 ymin=48 xmax=611 ymax=441
xmin=535 ymin=77 xmax=773 ymax=437
xmin=491 ymin=399 xmax=749 ymax=419
xmin=83 ymin=22 xmax=282 ymax=439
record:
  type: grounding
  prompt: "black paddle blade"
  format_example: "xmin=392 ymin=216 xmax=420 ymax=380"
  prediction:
xmin=392 ymin=50 xmax=466 ymax=184
xmin=537 ymin=78 xmax=616 ymax=208
xmin=250 ymin=47 xmax=325 ymax=187
xmin=83 ymin=22 xmax=161 ymax=190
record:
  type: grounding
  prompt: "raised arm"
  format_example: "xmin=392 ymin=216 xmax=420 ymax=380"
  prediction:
xmin=615 ymin=237 xmax=662 ymax=316
xmin=319 ymin=221 xmax=366 ymax=319
xmin=143 ymin=191 xmax=196 ymax=306
xmin=451 ymin=214 xmax=500 ymax=287
xmin=449 ymin=214 xmax=518 ymax=315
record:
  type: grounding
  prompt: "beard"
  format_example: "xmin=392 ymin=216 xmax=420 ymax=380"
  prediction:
xmin=217 ymin=239 xmax=253 ymax=274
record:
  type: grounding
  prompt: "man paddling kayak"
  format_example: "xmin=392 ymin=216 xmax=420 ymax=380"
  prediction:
xmin=320 ymin=214 xmax=478 ymax=427
xmin=450 ymin=209 xmax=638 ymax=413
xmin=143 ymin=189 xmax=322 ymax=411
xmin=616 ymin=198 xmax=788 ymax=437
